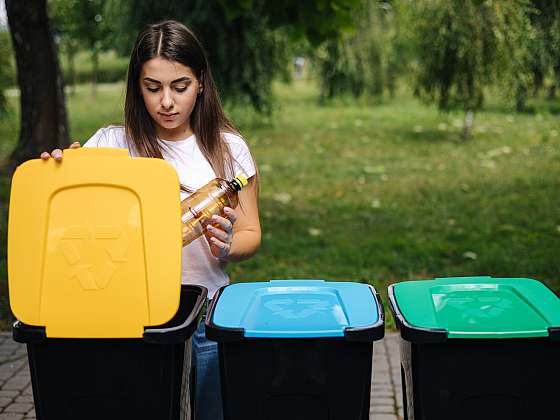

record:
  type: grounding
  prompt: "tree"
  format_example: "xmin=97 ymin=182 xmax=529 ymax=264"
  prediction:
xmin=314 ymin=1 xmax=403 ymax=102
xmin=527 ymin=0 xmax=560 ymax=99
xmin=49 ymin=0 xmax=81 ymax=95
xmin=6 ymin=0 xmax=69 ymax=167
xmin=50 ymin=0 xmax=110 ymax=97
xmin=410 ymin=0 xmax=533 ymax=139
xmin=105 ymin=0 xmax=360 ymax=113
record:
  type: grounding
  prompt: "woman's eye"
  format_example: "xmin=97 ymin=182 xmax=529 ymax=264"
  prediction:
xmin=175 ymin=86 xmax=187 ymax=93
xmin=147 ymin=86 xmax=160 ymax=93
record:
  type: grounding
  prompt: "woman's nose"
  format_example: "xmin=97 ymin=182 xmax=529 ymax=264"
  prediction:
xmin=161 ymin=88 xmax=174 ymax=109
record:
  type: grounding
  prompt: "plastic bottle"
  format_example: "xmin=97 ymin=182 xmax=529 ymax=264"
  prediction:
xmin=181 ymin=175 xmax=248 ymax=246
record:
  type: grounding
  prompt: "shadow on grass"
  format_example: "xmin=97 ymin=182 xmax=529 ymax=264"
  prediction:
xmin=483 ymin=97 xmax=560 ymax=116
xmin=392 ymin=127 xmax=462 ymax=144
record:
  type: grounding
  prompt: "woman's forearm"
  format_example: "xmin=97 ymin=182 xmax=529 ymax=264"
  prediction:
xmin=224 ymin=229 xmax=261 ymax=262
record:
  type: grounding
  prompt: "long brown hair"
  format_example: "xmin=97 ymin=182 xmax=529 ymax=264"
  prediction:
xmin=124 ymin=20 xmax=237 ymax=180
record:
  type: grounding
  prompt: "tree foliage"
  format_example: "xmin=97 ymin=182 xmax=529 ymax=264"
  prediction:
xmin=313 ymin=0 xmax=560 ymax=117
xmin=218 ymin=0 xmax=359 ymax=45
xmin=410 ymin=0 xmax=534 ymax=113
xmin=314 ymin=1 xmax=405 ymax=101
xmin=50 ymin=0 xmax=111 ymax=95
xmin=102 ymin=0 xmax=359 ymax=114
xmin=526 ymin=0 xmax=560 ymax=99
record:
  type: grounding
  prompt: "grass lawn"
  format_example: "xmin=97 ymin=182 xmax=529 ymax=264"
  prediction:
xmin=1 ymin=80 xmax=559 ymax=330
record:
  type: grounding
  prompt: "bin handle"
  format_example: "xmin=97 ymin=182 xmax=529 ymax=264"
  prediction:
xmin=344 ymin=284 xmax=385 ymax=342
xmin=205 ymin=285 xmax=245 ymax=342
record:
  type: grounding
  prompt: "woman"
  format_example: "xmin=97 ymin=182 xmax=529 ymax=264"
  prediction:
xmin=42 ymin=20 xmax=261 ymax=420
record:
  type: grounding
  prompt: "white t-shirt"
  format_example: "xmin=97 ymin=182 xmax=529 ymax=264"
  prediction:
xmin=83 ymin=126 xmax=256 ymax=297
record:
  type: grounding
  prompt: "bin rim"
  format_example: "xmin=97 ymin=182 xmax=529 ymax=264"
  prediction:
xmin=13 ymin=285 xmax=207 ymax=344
xmin=388 ymin=283 xmax=447 ymax=344
xmin=205 ymin=286 xmax=244 ymax=343
xmin=388 ymin=279 xmax=560 ymax=343
xmin=205 ymin=280 xmax=385 ymax=343
xmin=143 ymin=284 xmax=207 ymax=344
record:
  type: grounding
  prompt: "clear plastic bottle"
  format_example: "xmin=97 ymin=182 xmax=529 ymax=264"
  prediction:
xmin=181 ymin=175 xmax=248 ymax=246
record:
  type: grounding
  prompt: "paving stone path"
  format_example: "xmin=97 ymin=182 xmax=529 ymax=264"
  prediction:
xmin=0 ymin=331 xmax=403 ymax=420
xmin=0 ymin=333 xmax=34 ymax=420
xmin=370 ymin=332 xmax=404 ymax=420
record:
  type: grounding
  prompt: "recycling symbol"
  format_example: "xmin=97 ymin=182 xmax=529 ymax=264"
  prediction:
xmin=264 ymin=298 xmax=329 ymax=319
xmin=58 ymin=224 xmax=129 ymax=290
xmin=462 ymin=296 xmax=513 ymax=320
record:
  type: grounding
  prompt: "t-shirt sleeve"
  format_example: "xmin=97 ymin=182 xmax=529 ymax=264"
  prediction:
xmin=83 ymin=126 xmax=128 ymax=149
xmin=225 ymin=133 xmax=256 ymax=179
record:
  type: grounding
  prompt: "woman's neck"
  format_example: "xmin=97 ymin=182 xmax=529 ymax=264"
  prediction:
xmin=157 ymin=123 xmax=193 ymax=141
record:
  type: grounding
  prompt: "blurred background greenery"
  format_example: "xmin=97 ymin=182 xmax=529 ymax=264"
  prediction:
xmin=0 ymin=0 xmax=559 ymax=329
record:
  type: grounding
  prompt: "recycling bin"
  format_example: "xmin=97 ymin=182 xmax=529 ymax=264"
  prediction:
xmin=388 ymin=276 xmax=560 ymax=420
xmin=13 ymin=284 xmax=206 ymax=420
xmin=205 ymin=279 xmax=385 ymax=420
xmin=8 ymin=148 xmax=205 ymax=419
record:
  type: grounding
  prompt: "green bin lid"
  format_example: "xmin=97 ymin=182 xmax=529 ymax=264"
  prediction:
xmin=389 ymin=276 xmax=560 ymax=340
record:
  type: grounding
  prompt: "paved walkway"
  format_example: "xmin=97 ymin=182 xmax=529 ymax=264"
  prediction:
xmin=0 ymin=333 xmax=33 ymax=420
xmin=0 ymin=331 xmax=403 ymax=420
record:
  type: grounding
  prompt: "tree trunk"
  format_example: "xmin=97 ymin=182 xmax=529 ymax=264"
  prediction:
xmin=461 ymin=110 xmax=474 ymax=141
xmin=547 ymin=60 xmax=560 ymax=100
xmin=548 ymin=84 xmax=557 ymax=100
xmin=6 ymin=0 xmax=69 ymax=168
xmin=515 ymin=84 xmax=527 ymax=113
xmin=92 ymin=47 xmax=98 ymax=98
xmin=549 ymin=64 xmax=560 ymax=100
xmin=67 ymin=43 xmax=77 ymax=96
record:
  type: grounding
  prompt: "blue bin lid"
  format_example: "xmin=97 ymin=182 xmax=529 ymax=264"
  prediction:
xmin=210 ymin=280 xmax=382 ymax=339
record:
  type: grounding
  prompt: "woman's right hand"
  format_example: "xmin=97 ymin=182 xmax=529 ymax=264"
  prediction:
xmin=40 ymin=141 xmax=81 ymax=161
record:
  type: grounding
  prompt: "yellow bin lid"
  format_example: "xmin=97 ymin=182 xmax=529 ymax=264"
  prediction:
xmin=8 ymin=148 xmax=182 ymax=338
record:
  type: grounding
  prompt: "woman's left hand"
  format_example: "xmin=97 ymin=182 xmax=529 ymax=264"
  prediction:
xmin=204 ymin=207 xmax=237 ymax=260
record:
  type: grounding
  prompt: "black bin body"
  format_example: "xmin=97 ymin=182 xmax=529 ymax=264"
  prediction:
xmin=206 ymin=280 xmax=385 ymax=420
xmin=399 ymin=338 xmax=560 ymax=420
xmin=216 ymin=337 xmax=374 ymax=420
xmin=13 ymin=284 xmax=207 ymax=420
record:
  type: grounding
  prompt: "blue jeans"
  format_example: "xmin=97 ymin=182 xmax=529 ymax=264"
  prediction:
xmin=191 ymin=314 xmax=224 ymax=420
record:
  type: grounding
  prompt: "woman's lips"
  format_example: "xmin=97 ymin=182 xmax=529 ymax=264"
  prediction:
xmin=159 ymin=112 xmax=179 ymax=120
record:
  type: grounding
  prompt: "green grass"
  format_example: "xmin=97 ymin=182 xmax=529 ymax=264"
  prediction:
xmin=1 ymin=79 xmax=559 ymax=330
